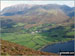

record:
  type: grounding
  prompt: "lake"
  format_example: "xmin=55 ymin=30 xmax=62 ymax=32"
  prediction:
xmin=41 ymin=40 xmax=74 ymax=53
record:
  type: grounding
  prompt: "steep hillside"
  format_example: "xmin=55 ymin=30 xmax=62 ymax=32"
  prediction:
xmin=1 ymin=4 xmax=74 ymax=17
xmin=1 ymin=4 xmax=74 ymax=29
xmin=1 ymin=4 xmax=34 ymax=16
xmin=0 ymin=10 xmax=69 ymax=29
xmin=1 ymin=40 xmax=59 ymax=56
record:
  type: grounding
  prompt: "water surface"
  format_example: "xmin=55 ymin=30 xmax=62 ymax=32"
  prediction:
xmin=41 ymin=40 xmax=74 ymax=53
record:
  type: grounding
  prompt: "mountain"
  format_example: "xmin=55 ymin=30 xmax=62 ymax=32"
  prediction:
xmin=60 ymin=5 xmax=75 ymax=17
xmin=1 ymin=4 xmax=74 ymax=17
xmin=0 ymin=4 xmax=74 ymax=30
xmin=1 ymin=4 xmax=73 ymax=29
xmin=1 ymin=40 xmax=59 ymax=55
xmin=1 ymin=4 xmax=34 ymax=16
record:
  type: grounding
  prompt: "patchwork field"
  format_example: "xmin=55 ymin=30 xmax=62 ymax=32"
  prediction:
xmin=1 ymin=25 xmax=73 ymax=50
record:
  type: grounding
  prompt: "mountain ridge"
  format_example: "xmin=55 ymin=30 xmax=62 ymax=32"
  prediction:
xmin=1 ymin=4 xmax=74 ymax=17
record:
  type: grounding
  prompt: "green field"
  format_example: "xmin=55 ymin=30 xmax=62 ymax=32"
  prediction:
xmin=0 ymin=19 xmax=74 ymax=50
xmin=1 ymin=31 xmax=73 ymax=50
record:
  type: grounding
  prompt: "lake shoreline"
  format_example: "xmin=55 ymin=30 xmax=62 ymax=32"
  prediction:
xmin=38 ymin=39 xmax=74 ymax=53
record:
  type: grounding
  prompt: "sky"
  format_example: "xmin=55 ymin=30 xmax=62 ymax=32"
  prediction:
xmin=1 ymin=1 xmax=74 ymax=10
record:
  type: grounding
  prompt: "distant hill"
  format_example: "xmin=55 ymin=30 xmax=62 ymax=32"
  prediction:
xmin=1 ymin=4 xmax=72 ymax=29
xmin=0 ymin=4 xmax=74 ymax=28
xmin=1 ymin=40 xmax=59 ymax=56
xmin=1 ymin=4 xmax=74 ymax=17
xmin=0 ymin=4 xmax=74 ymax=30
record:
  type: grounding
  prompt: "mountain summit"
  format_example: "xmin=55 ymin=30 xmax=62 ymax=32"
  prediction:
xmin=1 ymin=4 xmax=74 ymax=17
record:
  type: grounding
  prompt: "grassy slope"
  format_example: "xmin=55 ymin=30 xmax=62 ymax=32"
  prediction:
xmin=1 ymin=40 xmax=59 ymax=56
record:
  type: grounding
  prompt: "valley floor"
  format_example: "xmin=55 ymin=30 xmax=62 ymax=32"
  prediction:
xmin=0 ymin=33 xmax=73 ymax=50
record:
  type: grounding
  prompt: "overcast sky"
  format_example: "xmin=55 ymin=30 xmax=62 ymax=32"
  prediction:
xmin=1 ymin=1 xmax=74 ymax=10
